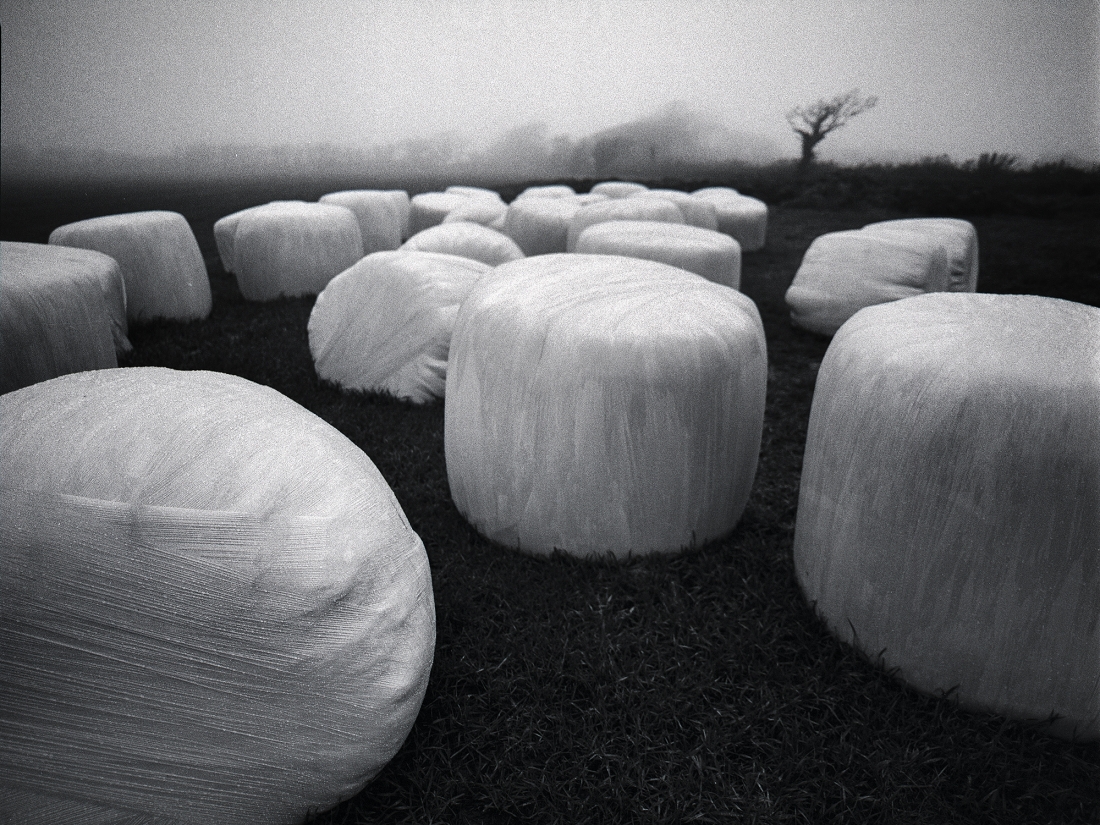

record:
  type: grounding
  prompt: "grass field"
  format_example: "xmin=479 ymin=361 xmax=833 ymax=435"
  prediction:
xmin=2 ymin=166 xmax=1098 ymax=824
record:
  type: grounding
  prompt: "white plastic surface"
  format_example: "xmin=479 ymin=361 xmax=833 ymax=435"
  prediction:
xmin=691 ymin=190 xmax=768 ymax=251
xmin=793 ymin=293 xmax=1100 ymax=740
xmin=445 ymin=253 xmax=767 ymax=558
xmin=213 ymin=201 xmax=305 ymax=274
xmin=309 ymin=250 xmax=492 ymax=402
xmin=631 ymin=190 xmax=719 ymax=230
xmin=502 ymin=197 xmax=585 ymax=256
xmin=232 ymin=202 xmax=363 ymax=301
xmin=574 ymin=221 xmax=742 ymax=289
xmin=0 ymin=241 xmax=123 ymax=393
xmin=785 ymin=229 xmax=951 ymax=336
xmin=409 ymin=192 xmax=473 ymax=235
xmin=49 ymin=211 xmax=211 ymax=322
xmin=591 ymin=181 xmax=649 ymax=199
xmin=565 ymin=198 xmax=684 ymax=252
xmin=861 ymin=218 xmax=979 ymax=292
xmin=402 ymin=222 xmax=524 ymax=266
xmin=0 ymin=367 xmax=436 ymax=822
xmin=320 ymin=190 xmax=403 ymax=255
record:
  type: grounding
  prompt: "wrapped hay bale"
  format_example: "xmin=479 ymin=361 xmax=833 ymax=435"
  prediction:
xmin=320 ymin=191 xmax=403 ymax=255
xmin=793 ymin=293 xmax=1099 ymax=740
xmin=503 ymin=196 xmax=586 ymax=256
xmin=691 ymin=189 xmax=768 ymax=251
xmin=861 ymin=218 xmax=979 ymax=292
xmin=442 ymin=199 xmax=509 ymax=230
xmin=445 ymin=254 xmax=767 ymax=558
xmin=409 ymin=192 xmax=475 ymax=235
xmin=444 ymin=185 xmax=504 ymax=201
xmin=565 ymin=198 xmax=684 ymax=252
xmin=591 ymin=181 xmax=649 ymax=199
xmin=232 ymin=202 xmax=363 ymax=301
xmin=49 ymin=211 xmax=211 ymax=322
xmin=309 ymin=250 xmax=491 ymax=402
xmin=574 ymin=221 xmax=742 ymax=289
xmin=1 ymin=242 xmax=125 ymax=393
xmin=385 ymin=190 xmax=413 ymax=239
xmin=631 ymin=189 xmax=719 ymax=231
xmin=213 ymin=201 xmax=305 ymax=274
xmin=514 ymin=184 xmax=576 ymax=199
xmin=785 ymin=229 xmax=951 ymax=336
xmin=0 ymin=367 xmax=436 ymax=822
xmin=402 ymin=222 xmax=524 ymax=267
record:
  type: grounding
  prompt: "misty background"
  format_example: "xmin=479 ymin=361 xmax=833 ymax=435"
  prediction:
xmin=2 ymin=0 xmax=1098 ymax=183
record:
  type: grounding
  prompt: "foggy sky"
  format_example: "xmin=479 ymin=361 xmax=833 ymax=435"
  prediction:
xmin=2 ymin=0 xmax=1097 ymax=166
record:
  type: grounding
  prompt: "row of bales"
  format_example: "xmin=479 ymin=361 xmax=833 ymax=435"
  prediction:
xmin=0 ymin=177 xmax=1096 ymax=823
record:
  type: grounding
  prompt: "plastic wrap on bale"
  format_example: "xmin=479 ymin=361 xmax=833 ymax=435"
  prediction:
xmin=574 ymin=221 xmax=742 ymax=290
xmin=409 ymin=192 xmax=476 ymax=235
xmin=691 ymin=189 xmax=768 ymax=252
xmin=442 ymin=199 xmax=509 ymax=230
xmin=785 ymin=229 xmax=951 ymax=336
xmin=309 ymin=250 xmax=492 ymax=403
xmin=320 ymin=191 xmax=404 ymax=255
xmin=565 ymin=198 xmax=684 ymax=252
xmin=514 ymin=184 xmax=577 ymax=200
xmin=0 ymin=367 xmax=436 ymax=823
xmin=402 ymin=222 xmax=524 ymax=267
xmin=49 ymin=211 xmax=211 ymax=323
xmin=231 ymin=202 xmax=363 ymax=301
xmin=213 ymin=201 xmax=305 ymax=274
xmin=631 ymin=189 xmax=719 ymax=231
xmin=861 ymin=218 xmax=979 ymax=292
xmin=1 ymin=241 xmax=125 ymax=394
xmin=793 ymin=293 xmax=1099 ymax=740
xmin=591 ymin=181 xmax=649 ymax=199
xmin=444 ymin=254 xmax=767 ymax=558
xmin=503 ymin=197 xmax=586 ymax=256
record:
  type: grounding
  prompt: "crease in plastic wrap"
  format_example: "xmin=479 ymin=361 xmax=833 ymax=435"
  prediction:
xmin=860 ymin=218 xmax=979 ymax=292
xmin=445 ymin=254 xmax=767 ymax=558
xmin=309 ymin=250 xmax=491 ymax=403
xmin=0 ymin=368 xmax=436 ymax=823
xmin=793 ymin=293 xmax=1099 ymax=740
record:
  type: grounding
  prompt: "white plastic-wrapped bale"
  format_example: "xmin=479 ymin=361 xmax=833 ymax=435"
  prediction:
xmin=514 ymin=184 xmax=576 ymax=199
xmin=591 ymin=181 xmax=649 ymax=199
xmin=213 ymin=201 xmax=305 ymax=274
xmin=785 ymin=229 xmax=951 ymax=336
xmin=1 ymin=242 xmax=127 ymax=393
xmin=691 ymin=189 xmax=768 ymax=251
xmin=232 ymin=202 xmax=363 ymax=301
xmin=574 ymin=221 xmax=742 ymax=290
xmin=861 ymin=218 xmax=979 ymax=292
xmin=49 ymin=211 xmax=211 ymax=322
xmin=565 ymin=198 xmax=684 ymax=252
xmin=385 ymin=190 xmax=413 ymax=239
xmin=409 ymin=192 xmax=475 ymax=235
xmin=0 ymin=367 xmax=436 ymax=822
xmin=503 ymin=196 xmax=586 ymax=256
xmin=445 ymin=254 xmax=767 ymax=558
xmin=309 ymin=251 xmax=491 ymax=403
xmin=402 ymin=222 xmax=524 ymax=267
xmin=319 ymin=191 xmax=403 ymax=255
xmin=444 ymin=185 xmax=504 ymax=202
xmin=793 ymin=293 xmax=1099 ymax=741
xmin=442 ymin=199 xmax=509 ymax=230
xmin=631 ymin=189 xmax=719 ymax=231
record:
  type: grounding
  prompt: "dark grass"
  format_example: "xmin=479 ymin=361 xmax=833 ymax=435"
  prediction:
xmin=3 ymin=171 xmax=1099 ymax=824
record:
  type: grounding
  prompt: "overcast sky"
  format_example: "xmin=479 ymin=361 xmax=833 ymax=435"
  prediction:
xmin=2 ymin=0 xmax=1097 ymax=165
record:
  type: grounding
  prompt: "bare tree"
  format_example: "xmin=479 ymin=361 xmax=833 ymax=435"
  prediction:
xmin=786 ymin=89 xmax=878 ymax=167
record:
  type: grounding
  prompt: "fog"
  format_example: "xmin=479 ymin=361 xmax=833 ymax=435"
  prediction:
xmin=2 ymin=0 xmax=1097 ymax=181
